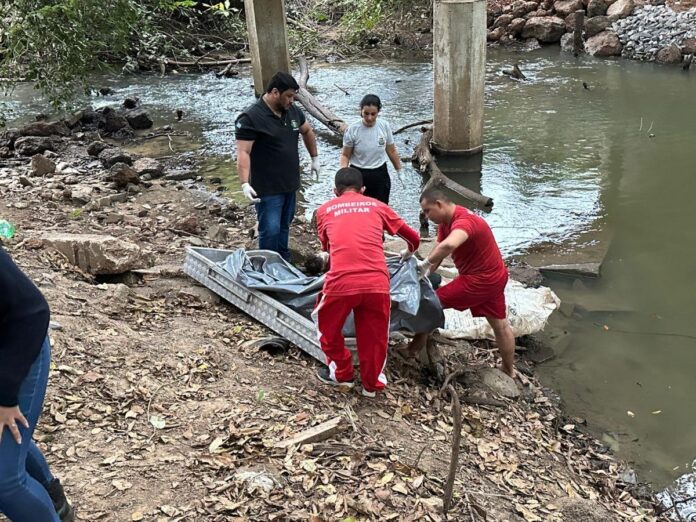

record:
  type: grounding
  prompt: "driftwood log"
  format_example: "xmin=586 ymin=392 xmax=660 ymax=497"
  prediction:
xmin=163 ymin=58 xmax=251 ymax=67
xmin=294 ymin=57 xmax=348 ymax=136
xmin=413 ymin=128 xmax=493 ymax=209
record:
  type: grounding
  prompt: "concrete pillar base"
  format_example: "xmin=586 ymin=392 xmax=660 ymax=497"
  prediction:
xmin=431 ymin=143 xmax=484 ymax=156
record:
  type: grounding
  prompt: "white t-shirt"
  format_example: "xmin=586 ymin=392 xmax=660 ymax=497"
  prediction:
xmin=343 ymin=119 xmax=394 ymax=169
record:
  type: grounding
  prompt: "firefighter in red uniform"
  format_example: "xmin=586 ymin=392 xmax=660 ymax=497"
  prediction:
xmin=411 ymin=186 xmax=517 ymax=378
xmin=314 ymin=167 xmax=420 ymax=397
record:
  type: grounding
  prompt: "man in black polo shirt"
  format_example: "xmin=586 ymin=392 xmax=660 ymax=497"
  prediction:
xmin=235 ymin=71 xmax=320 ymax=261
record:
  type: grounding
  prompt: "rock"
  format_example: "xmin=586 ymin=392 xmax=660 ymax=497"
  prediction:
xmin=585 ymin=30 xmax=622 ymax=56
xmin=682 ymin=38 xmax=696 ymax=55
xmin=99 ymin=148 xmax=133 ymax=168
xmin=122 ymin=97 xmax=139 ymax=109
xmin=509 ymin=17 xmax=527 ymax=35
xmin=97 ymin=283 xmax=131 ymax=314
xmin=14 ymin=136 xmax=55 ymax=156
xmin=0 ymin=147 xmax=11 ymax=158
xmin=99 ymin=107 xmax=129 ymax=133
xmin=511 ymin=0 xmax=539 ymax=17
xmin=521 ymin=16 xmax=567 ymax=42
xmin=540 ymin=261 xmax=602 ymax=277
xmin=173 ymin=216 xmax=201 ymax=235
xmin=234 ymin=469 xmax=279 ymax=495
xmin=606 ymin=0 xmax=634 ymax=18
xmin=70 ymin=186 xmax=93 ymax=205
xmin=0 ymin=128 xmax=20 ymax=149
xmin=109 ymin=163 xmax=140 ymax=189
xmin=585 ymin=15 xmax=611 ymax=36
xmin=19 ymin=121 xmax=70 ymax=137
xmin=30 ymin=154 xmax=57 ymax=176
xmin=479 ymin=368 xmax=520 ymax=399
xmin=178 ymin=285 xmax=220 ymax=305
xmin=124 ymin=109 xmax=153 ymax=130
xmin=87 ymin=141 xmax=109 ymax=157
xmin=656 ymin=44 xmax=682 ymax=63
xmin=19 ymin=176 xmax=33 ymax=187
xmin=494 ymin=14 xmax=515 ymax=28
xmin=553 ymin=0 xmax=583 ymax=17
xmin=132 ymin=158 xmax=164 ymax=178
xmin=587 ymin=0 xmax=608 ymax=16
xmin=561 ymin=32 xmax=575 ymax=51
xmin=488 ymin=27 xmax=505 ymax=40
xmin=41 ymin=233 xmax=152 ymax=275
xmin=206 ymin=224 xmax=228 ymax=243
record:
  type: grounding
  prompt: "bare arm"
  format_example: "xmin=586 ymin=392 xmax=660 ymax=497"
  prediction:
xmin=299 ymin=122 xmax=318 ymax=158
xmin=425 ymin=229 xmax=468 ymax=272
xmin=386 ymin=143 xmax=402 ymax=171
xmin=340 ymin=146 xmax=353 ymax=168
xmin=236 ymin=140 xmax=254 ymax=184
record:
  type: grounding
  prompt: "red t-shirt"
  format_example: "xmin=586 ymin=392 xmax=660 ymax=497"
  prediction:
xmin=317 ymin=192 xmax=419 ymax=296
xmin=437 ymin=206 xmax=507 ymax=284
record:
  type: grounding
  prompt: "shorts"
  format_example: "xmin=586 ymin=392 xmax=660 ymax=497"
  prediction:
xmin=436 ymin=274 xmax=507 ymax=319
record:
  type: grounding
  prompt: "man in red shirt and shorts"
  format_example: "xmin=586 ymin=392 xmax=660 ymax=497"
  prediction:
xmin=313 ymin=167 xmax=420 ymax=397
xmin=409 ymin=186 xmax=516 ymax=378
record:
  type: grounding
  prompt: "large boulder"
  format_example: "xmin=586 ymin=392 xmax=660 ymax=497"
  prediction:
xmin=99 ymin=107 xmax=129 ymax=133
xmin=682 ymin=38 xmax=696 ymax=55
xmin=0 ymin=128 xmax=20 ymax=149
xmin=41 ymin=233 xmax=152 ymax=275
xmin=606 ymin=0 xmax=634 ymax=18
xmin=99 ymin=147 xmax=133 ymax=168
xmin=494 ymin=14 xmax=515 ymax=28
xmin=30 ymin=154 xmax=56 ymax=177
xmin=14 ymin=136 xmax=55 ymax=156
xmin=488 ymin=27 xmax=505 ymax=41
xmin=109 ymin=163 xmax=140 ymax=189
xmin=510 ymin=0 xmax=539 ymax=17
xmin=509 ymin=17 xmax=527 ymax=36
xmin=19 ymin=121 xmax=70 ymax=137
xmin=587 ymin=0 xmax=608 ymax=17
xmin=479 ymin=368 xmax=520 ymax=399
xmin=656 ymin=44 xmax=682 ymax=64
xmin=124 ymin=109 xmax=153 ymax=130
xmin=522 ymin=16 xmax=566 ymax=42
xmin=87 ymin=141 xmax=109 ymax=157
xmin=585 ymin=30 xmax=622 ymax=56
xmin=132 ymin=158 xmax=164 ymax=178
xmin=553 ymin=0 xmax=583 ymax=17
xmin=585 ymin=15 xmax=611 ymax=37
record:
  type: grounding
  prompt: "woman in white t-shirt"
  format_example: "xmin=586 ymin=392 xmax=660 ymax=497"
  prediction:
xmin=339 ymin=94 xmax=402 ymax=204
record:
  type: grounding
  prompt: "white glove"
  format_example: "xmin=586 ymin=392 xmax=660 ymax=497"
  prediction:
xmin=416 ymin=257 xmax=433 ymax=279
xmin=311 ymin=156 xmax=321 ymax=180
xmin=399 ymin=248 xmax=413 ymax=262
xmin=241 ymin=182 xmax=260 ymax=203
xmin=396 ymin=168 xmax=406 ymax=188
xmin=317 ymin=251 xmax=329 ymax=264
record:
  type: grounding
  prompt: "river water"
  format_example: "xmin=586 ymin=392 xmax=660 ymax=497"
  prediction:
xmin=4 ymin=47 xmax=696 ymax=502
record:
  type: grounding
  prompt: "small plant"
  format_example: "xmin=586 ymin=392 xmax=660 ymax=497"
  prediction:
xmin=68 ymin=209 xmax=83 ymax=219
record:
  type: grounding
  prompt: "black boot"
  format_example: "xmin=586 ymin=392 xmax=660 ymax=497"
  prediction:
xmin=46 ymin=478 xmax=75 ymax=522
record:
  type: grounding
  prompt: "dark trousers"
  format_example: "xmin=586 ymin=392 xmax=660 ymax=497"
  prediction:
xmin=0 ymin=337 xmax=59 ymax=522
xmin=255 ymin=191 xmax=296 ymax=261
xmin=352 ymin=163 xmax=390 ymax=204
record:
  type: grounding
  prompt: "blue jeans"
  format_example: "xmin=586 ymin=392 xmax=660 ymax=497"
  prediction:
xmin=255 ymin=191 xmax=296 ymax=261
xmin=0 ymin=337 xmax=59 ymax=522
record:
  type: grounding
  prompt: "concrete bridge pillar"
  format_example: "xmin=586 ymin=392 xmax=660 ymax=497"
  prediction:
xmin=432 ymin=0 xmax=487 ymax=155
xmin=244 ymin=0 xmax=291 ymax=96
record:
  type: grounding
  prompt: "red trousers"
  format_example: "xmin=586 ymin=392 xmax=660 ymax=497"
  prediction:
xmin=313 ymin=292 xmax=390 ymax=392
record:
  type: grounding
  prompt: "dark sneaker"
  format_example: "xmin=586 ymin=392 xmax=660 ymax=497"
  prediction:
xmin=46 ymin=478 xmax=75 ymax=522
xmin=316 ymin=367 xmax=354 ymax=389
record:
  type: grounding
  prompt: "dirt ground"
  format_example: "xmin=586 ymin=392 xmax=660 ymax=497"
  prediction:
xmin=0 ymin=123 xmax=663 ymax=521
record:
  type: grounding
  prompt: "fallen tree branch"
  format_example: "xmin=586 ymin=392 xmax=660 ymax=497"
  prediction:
xmin=394 ymin=119 xmax=433 ymax=135
xmin=442 ymin=384 xmax=462 ymax=514
xmin=413 ymin=128 xmax=493 ymax=208
xmin=294 ymin=57 xmax=348 ymax=136
xmin=163 ymin=58 xmax=251 ymax=67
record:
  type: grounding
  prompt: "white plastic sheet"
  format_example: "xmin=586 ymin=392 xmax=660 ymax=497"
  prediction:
xmin=439 ymin=279 xmax=560 ymax=340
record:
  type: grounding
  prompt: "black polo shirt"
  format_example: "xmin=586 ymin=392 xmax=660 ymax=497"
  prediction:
xmin=235 ymin=98 xmax=306 ymax=197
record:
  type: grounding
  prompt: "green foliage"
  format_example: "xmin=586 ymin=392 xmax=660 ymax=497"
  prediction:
xmin=1 ymin=1 xmax=139 ymax=107
xmin=0 ymin=0 xmax=246 ymax=114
